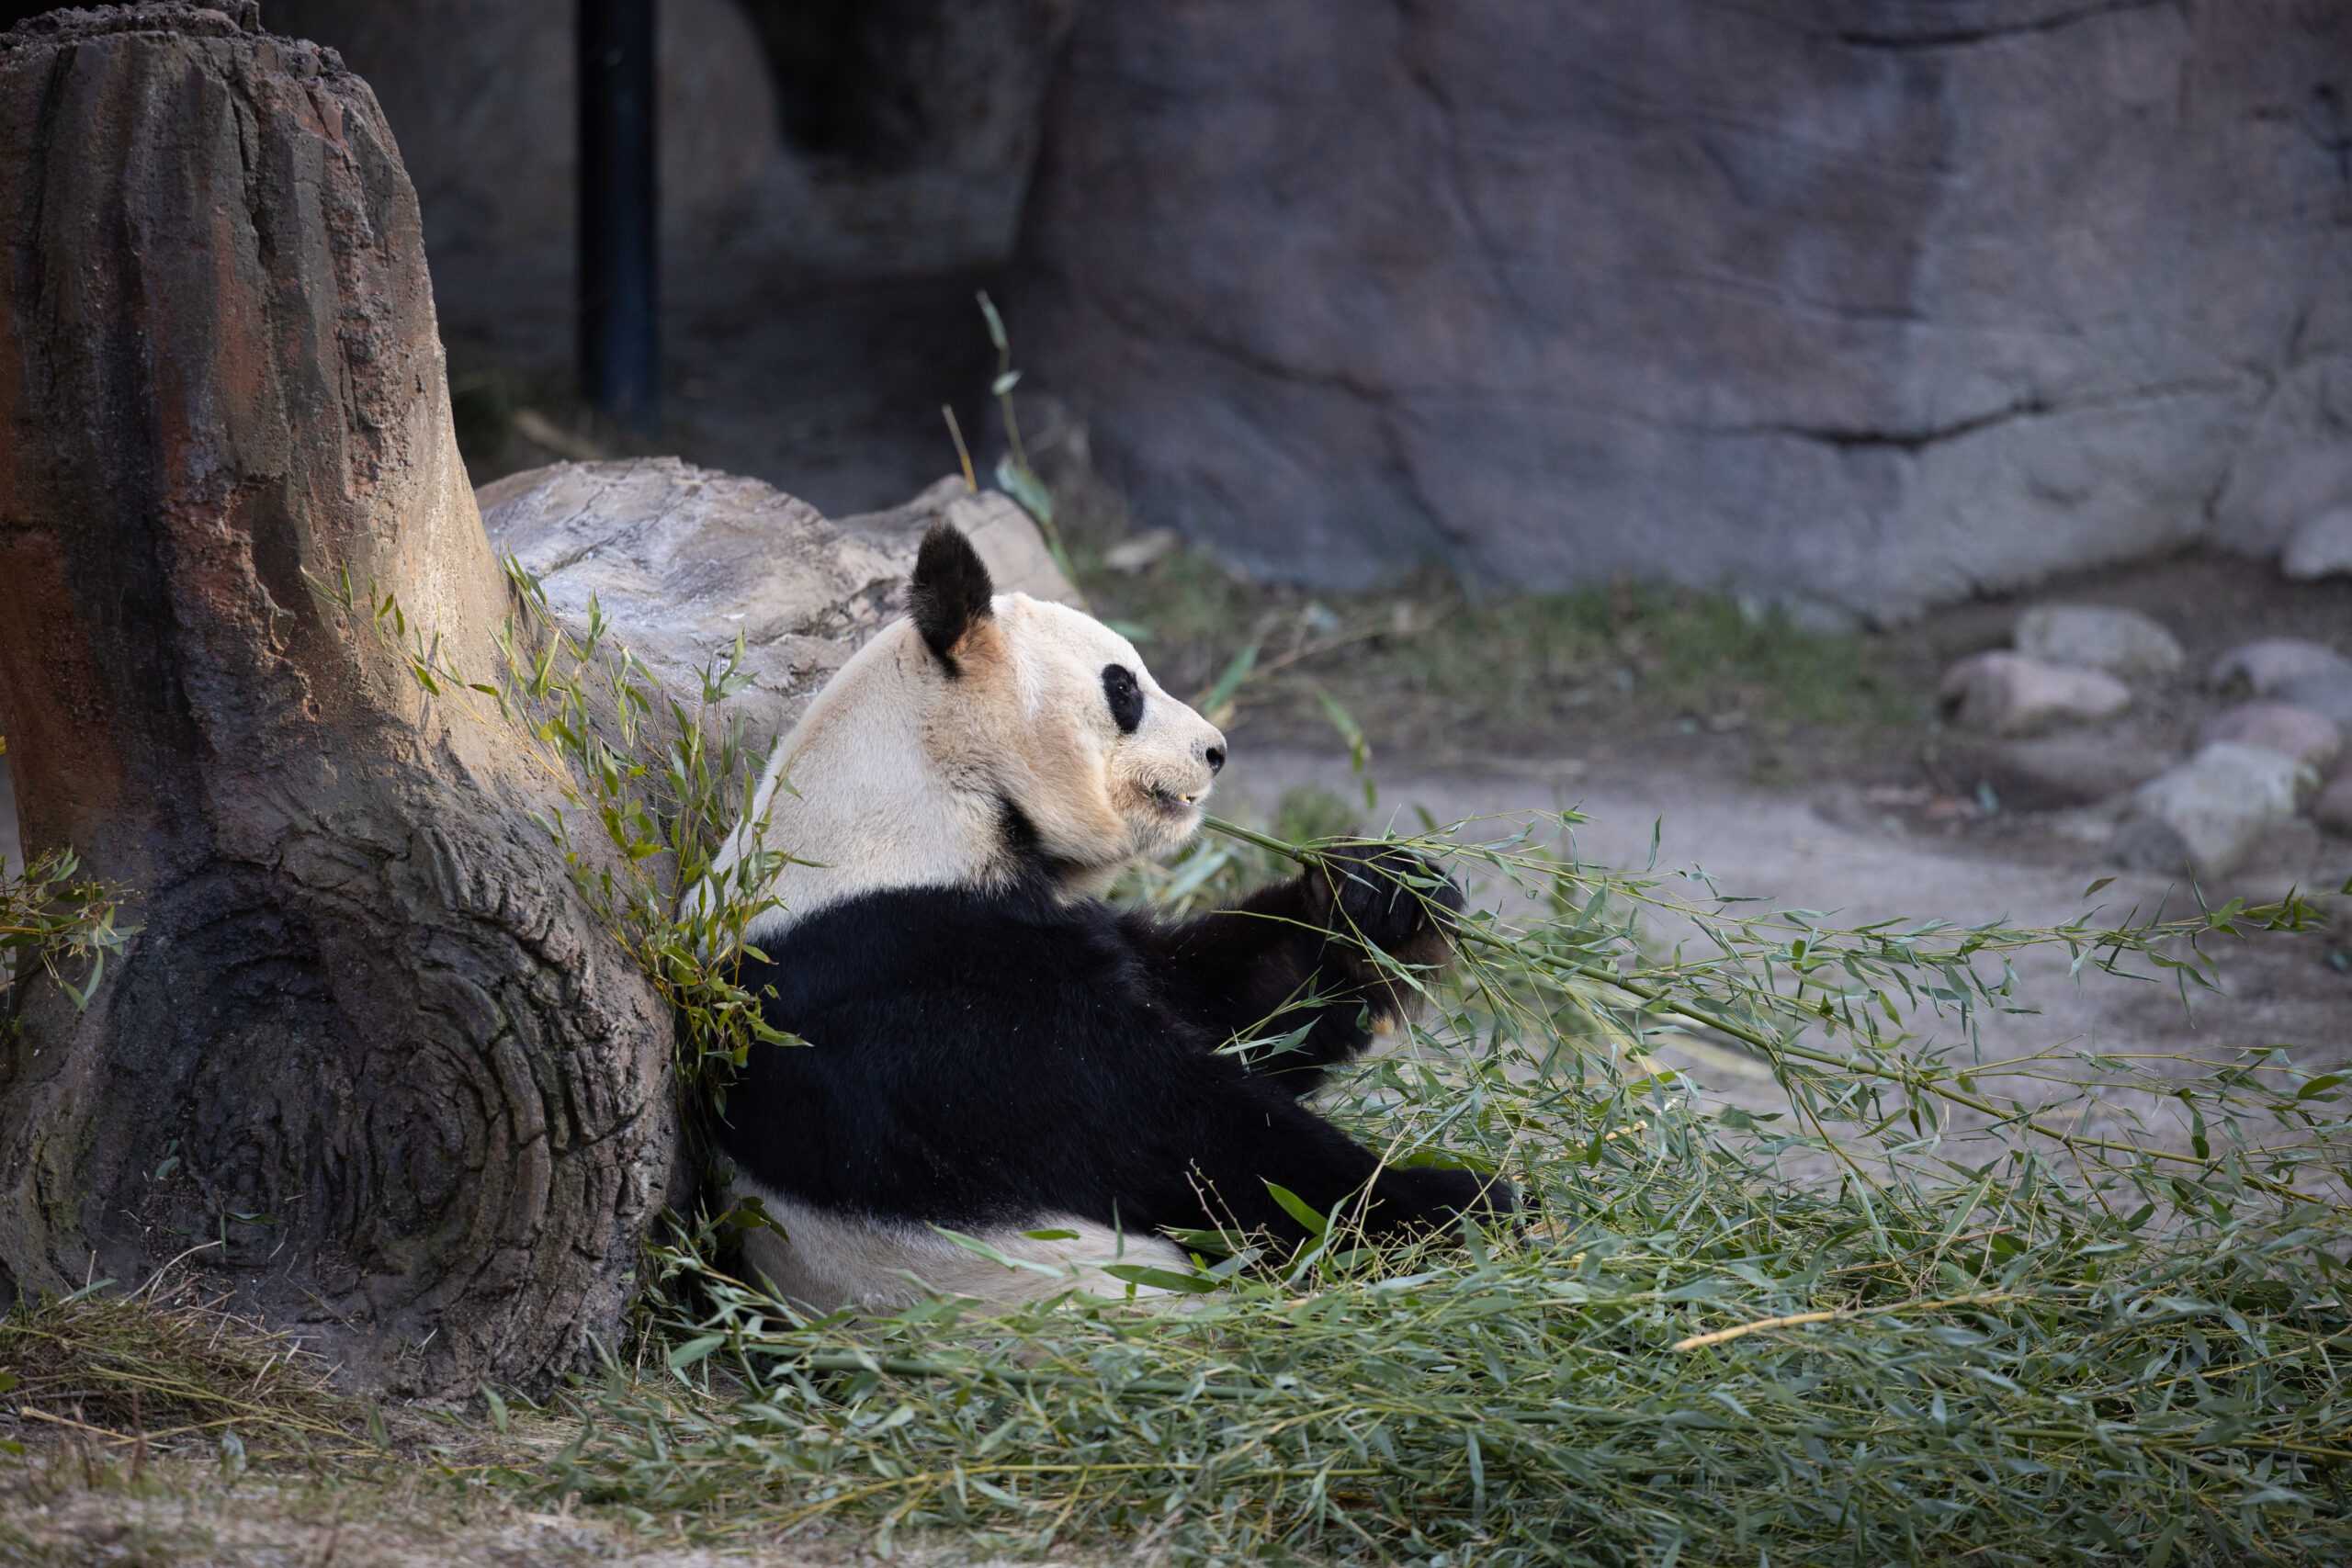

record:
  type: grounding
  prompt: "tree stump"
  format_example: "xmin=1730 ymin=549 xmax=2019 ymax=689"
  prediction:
xmin=0 ymin=5 xmax=675 ymax=1393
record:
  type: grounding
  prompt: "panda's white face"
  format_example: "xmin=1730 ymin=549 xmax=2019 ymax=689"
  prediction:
xmin=718 ymin=525 xmax=1227 ymax=932
xmin=969 ymin=594 xmax=1226 ymax=874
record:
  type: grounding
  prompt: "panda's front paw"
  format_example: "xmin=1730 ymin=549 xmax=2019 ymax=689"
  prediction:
xmin=1315 ymin=843 xmax=1464 ymax=959
xmin=1361 ymin=1164 xmax=1518 ymax=1239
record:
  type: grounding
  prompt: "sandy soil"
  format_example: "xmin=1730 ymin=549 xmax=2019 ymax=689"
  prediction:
xmin=1221 ymin=743 xmax=2352 ymax=1173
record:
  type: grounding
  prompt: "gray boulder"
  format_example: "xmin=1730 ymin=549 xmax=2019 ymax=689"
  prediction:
xmin=477 ymin=461 xmax=1079 ymax=738
xmin=2109 ymin=741 xmax=2316 ymax=878
xmin=2012 ymin=604 xmax=2183 ymax=677
xmin=2282 ymin=505 xmax=2352 ymax=581
xmin=2209 ymin=638 xmax=2352 ymax=695
xmin=1939 ymin=652 xmax=2131 ymax=735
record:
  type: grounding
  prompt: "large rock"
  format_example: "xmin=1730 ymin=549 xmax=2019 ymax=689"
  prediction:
xmin=2281 ymin=505 xmax=2352 ymax=581
xmin=2109 ymin=742 xmax=2316 ymax=878
xmin=1939 ymin=652 xmax=2131 ymax=735
xmin=2209 ymin=638 xmax=2352 ymax=696
xmin=1019 ymin=3 xmax=2349 ymax=614
xmin=2012 ymin=604 xmax=2183 ymax=677
xmin=478 ymin=462 xmax=1080 ymax=739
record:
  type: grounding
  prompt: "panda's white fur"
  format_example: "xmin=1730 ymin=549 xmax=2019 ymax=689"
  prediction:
xmin=729 ymin=1193 xmax=1194 ymax=1316
xmin=707 ymin=541 xmax=1223 ymax=1311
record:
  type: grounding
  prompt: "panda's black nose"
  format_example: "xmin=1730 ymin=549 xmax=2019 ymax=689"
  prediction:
xmin=1204 ymin=745 xmax=1226 ymax=775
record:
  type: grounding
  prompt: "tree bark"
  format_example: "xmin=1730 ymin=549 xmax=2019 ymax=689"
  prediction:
xmin=0 ymin=4 xmax=676 ymax=1393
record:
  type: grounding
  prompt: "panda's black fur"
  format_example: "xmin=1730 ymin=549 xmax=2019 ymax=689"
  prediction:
xmin=710 ymin=525 xmax=1513 ymax=1302
xmin=718 ymin=847 xmax=1506 ymax=1250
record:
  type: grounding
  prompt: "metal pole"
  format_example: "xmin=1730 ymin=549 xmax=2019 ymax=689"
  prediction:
xmin=579 ymin=0 xmax=658 ymax=434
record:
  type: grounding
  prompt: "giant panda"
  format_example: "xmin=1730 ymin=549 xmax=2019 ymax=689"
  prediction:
xmin=705 ymin=523 xmax=1511 ymax=1312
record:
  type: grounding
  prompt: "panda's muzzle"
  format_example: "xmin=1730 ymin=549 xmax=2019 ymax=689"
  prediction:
xmin=1148 ymin=781 xmax=1206 ymax=811
xmin=1136 ymin=718 xmax=1225 ymax=816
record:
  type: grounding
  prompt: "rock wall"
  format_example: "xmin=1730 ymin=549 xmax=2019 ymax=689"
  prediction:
xmin=1016 ymin=0 xmax=2352 ymax=619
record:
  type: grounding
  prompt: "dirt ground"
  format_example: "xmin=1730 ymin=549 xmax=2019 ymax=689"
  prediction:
xmin=1192 ymin=545 xmax=2352 ymax=1167
xmin=1148 ymin=540 xmax=2352 ymax=1062
xmin=0 ymin=1390 xmax=1097 ymax=1568
xmin=0 ymin=1460 xmax=1084 ymax=1567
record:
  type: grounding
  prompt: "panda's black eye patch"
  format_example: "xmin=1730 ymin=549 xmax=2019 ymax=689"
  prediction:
xmin=1102 ymin=664 xmax=1145 ymax=734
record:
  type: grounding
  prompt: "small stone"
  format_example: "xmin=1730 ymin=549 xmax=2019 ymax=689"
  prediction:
xmin=2207 ymin=637 xmax=2352 ymax=695
xmin=1939 ymin=651 xmax=2132 ymax=734
xmin=2109 ymin=741 xmax=2315 ymax=878
xmin=2271 ymin=670 xmax=2352 ymax=728
xmin=2196 ymin=703 xmax=2343 ymax=770
xmin=1104 ymin=527 xmax=1181 ymax=574
xmin=2012 ymin=604 xmax=2184 ymax=676
xmin=2281 ymin=504 xmax=2352 ymax=581
xmin=1961 ymin=734 xmax=2177 ymax=811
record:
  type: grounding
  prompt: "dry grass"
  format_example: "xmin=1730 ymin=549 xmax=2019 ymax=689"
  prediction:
xmin=0 ymin=1265 xmax=1139 ymax=1565
xmin=0 ymin=1271 xmax=361 ymax=1461
xmin=0 ymin=1275 xmax=927 ymax=1565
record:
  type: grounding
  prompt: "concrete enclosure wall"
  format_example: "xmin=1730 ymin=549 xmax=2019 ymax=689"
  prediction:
xmin=267 ymin=0 xmax=1071 ymax=364
xmin=1016 ymin=0 xmax=2352 ymax=619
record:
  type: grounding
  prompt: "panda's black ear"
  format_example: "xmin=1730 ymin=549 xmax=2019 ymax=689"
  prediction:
xmin=910 ymin=522 xmax=995 ymax=672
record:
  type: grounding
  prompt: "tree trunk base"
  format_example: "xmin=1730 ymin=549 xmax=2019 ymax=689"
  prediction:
xmin=0 ymin=4 xmax=676 ymax=1393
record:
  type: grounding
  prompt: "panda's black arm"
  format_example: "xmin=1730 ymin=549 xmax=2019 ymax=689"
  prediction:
xmin=1123 ymin=846 xmax=1463 ymax=1098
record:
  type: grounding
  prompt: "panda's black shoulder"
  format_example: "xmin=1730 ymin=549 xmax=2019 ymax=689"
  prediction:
xmin=741 ymin=879 xmax=1145 ymax=1017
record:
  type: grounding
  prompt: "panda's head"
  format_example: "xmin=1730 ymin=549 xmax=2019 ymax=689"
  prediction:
xmin=733 ymin=523 xmax=1227 ymax=923
xmin=906 ymin=522 xmax=1227 ymax=873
